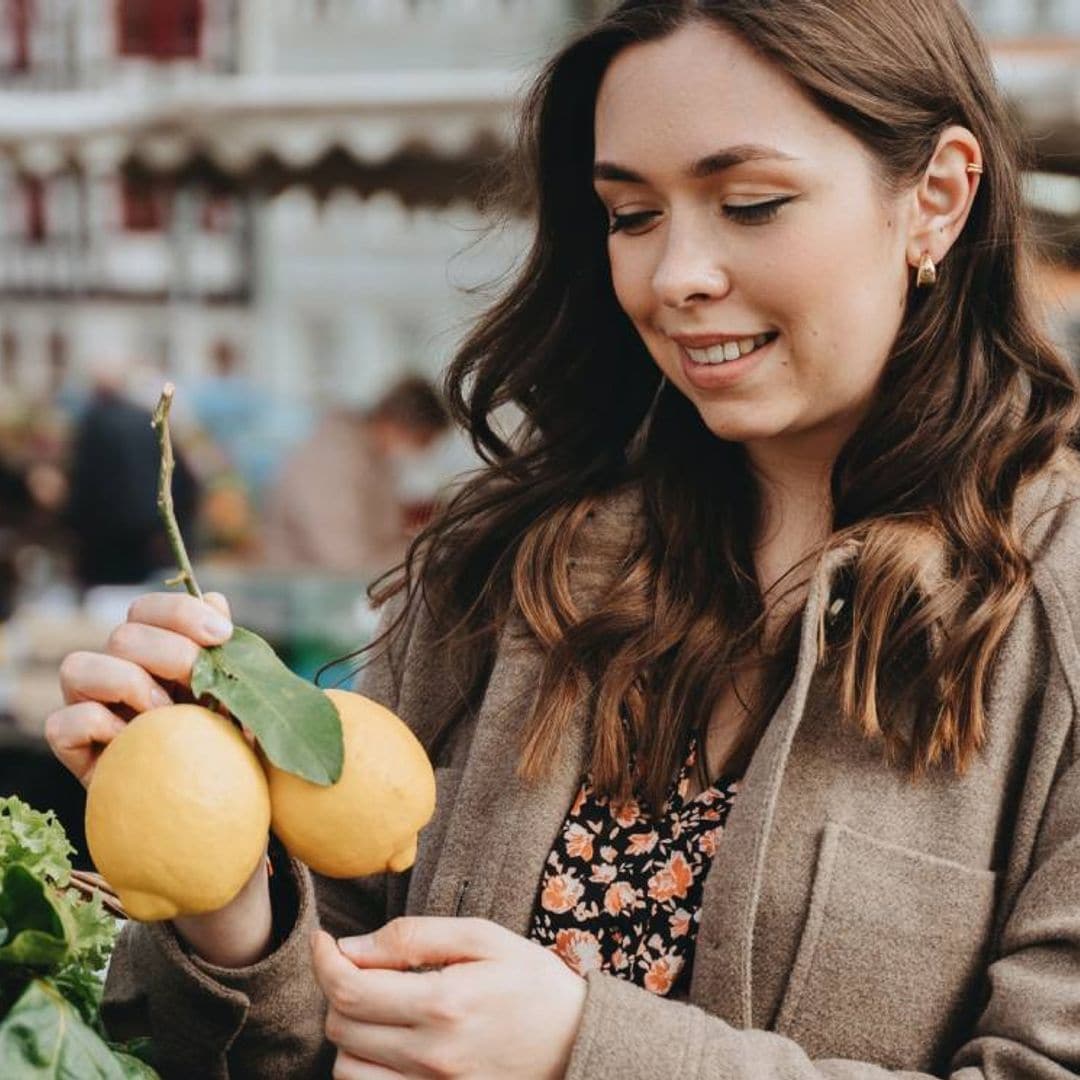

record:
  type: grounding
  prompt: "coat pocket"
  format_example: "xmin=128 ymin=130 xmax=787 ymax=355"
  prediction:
xmin=774 ymin=821 xmax=997 ymax=1071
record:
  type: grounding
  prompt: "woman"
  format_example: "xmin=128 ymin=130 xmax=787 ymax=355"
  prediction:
xmin=47 ymin=1 xmax=1080 ymax=1076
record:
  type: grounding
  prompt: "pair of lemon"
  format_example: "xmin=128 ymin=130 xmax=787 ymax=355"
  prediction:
xmin=84 ymin=690 xmax=436 ymax=921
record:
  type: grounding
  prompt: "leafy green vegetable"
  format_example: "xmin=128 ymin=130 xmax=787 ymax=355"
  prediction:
xmin=0 ymin=800 xmax=74 ymax=887
xmin=0 ymin=797 xmax=160 ymax=1078
xmin=192 ymin=626 xmax=344 ymax=785
xmin=0 ymin=980 xmax=132 ymax=1078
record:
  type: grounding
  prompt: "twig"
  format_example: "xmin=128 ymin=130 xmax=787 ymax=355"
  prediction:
xmin=151 ymin=383 xmax=202 ymax=599
xmin=68 ymin=869 xmax=127 ymax=921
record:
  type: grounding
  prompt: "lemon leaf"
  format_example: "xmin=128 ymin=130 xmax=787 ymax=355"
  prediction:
xmin=191 ymin=628 xmax=344 ymax=785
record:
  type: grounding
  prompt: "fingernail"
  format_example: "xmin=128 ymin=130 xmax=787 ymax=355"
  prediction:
xmin=339 ymin=935 xmax=373 ymax=959
xmin=150 ymin=688 xmax=172 ymax=708
xmin=203 ymin=613 xmax=233 ymax=641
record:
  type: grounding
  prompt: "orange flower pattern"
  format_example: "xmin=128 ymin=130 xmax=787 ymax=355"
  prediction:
xmin=529 ymin=733 xmax=738 ymax=998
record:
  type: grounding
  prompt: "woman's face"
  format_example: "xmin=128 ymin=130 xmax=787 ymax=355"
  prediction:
xmin=594 ymin=21 xmax=913 ymax=462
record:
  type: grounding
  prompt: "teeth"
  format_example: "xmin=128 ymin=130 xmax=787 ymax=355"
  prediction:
xmin=684 ymin=333 xmax=773 ymax=365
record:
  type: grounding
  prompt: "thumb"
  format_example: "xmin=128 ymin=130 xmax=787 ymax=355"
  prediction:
xmin=339 ymin=916 xmax=508 ymax=969
xmin=205 ymin=592 xmax=232 ymax=622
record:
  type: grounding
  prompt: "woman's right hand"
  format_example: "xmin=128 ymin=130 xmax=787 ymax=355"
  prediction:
xmin=46 ymin=591 xmax=276 ymax=966
xmin=46 ymin=590 xmax=235 ymax=788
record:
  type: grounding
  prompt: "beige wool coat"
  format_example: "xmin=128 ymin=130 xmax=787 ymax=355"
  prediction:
xmin=102 ymin=461 xmax=1080 ymax=1078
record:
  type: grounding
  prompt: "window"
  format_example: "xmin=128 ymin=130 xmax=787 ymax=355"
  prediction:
xmin=20 ymin=176 xmax=46 ymax=243
xmin=5 ymin=0 xmax=32 ymax=72
xmin=117 ymin=0 xmax=202 ymax=61
xmin=121 ymin=175 xmax=171 ymax=232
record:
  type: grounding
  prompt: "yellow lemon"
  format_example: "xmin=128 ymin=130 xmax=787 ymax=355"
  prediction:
xmin=263 ymin=689 xmax=435 ymax=877
xmin=85 ymin=705 xmax=270 ymax=922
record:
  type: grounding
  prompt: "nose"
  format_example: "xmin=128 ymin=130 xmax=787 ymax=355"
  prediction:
xmin=651 ymin=218 xmax=731 ymax=309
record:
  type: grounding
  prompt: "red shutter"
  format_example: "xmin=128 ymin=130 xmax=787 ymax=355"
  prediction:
xmin=117 ymin=0 xmax=202 ymax=60
xmin=22 ymin=176 xmax=46 ymax=242
xmin=7 ymin=0 xmax=32 ymax=72
xmin=121 ymin=176 xmax=170 ymax=231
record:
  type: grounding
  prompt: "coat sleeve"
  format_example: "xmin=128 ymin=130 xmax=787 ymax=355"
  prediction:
xmin=564 ymin=719 xmax=1080 ymax=1080
xmin=101 ymin=592 xmax=418 ymax=1080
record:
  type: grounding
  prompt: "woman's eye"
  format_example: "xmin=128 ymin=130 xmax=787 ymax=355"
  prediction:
xmin=608 ymin=210 xmax=660 ymax=235
xmin=723 ymin=196 xmax=795 ymax=225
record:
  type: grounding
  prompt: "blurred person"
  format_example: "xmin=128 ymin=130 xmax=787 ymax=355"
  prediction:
xmin=64 ymin=358 xmax=198 ymax=590
xmin=43 ymin=2 xmax=1080 ymax=1078
xmin=260 ymin=375 xmax=451 ymax=577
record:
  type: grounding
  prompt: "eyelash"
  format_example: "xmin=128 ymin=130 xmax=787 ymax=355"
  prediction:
xmin=607 ymin=196 xmax=794 ymax=234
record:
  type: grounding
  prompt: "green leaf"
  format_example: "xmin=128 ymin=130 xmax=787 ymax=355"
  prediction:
xmin=0 ymin=979 xmax=157 ymax=1079
xmin=55 ymin=889 xmax=117 ymax=974
xmin=112 ymin=1049 xmax=161 ymax=1079
xmin=0 ymin=799 xmax=74 ymax=887
xmin=191 ymin=626 xmax=344 ymax=785
xmin=0 ymin=866 xmax=69 ymax=971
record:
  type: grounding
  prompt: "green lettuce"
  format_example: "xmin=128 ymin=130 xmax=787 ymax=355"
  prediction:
xmin=0 ymin=797 xmax=160 ymax=1077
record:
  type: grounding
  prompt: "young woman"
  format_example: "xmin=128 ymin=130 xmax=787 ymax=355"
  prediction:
xmin=47 ymin=1 xmax=1080 ymax=1076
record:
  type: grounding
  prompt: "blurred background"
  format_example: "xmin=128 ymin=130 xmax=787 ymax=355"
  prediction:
xmin=0 ymin=0 xmax=1077 ymax=863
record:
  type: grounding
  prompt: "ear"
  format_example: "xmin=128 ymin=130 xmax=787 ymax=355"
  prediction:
xmin=905 ymin=125 xmax=983 ymax=272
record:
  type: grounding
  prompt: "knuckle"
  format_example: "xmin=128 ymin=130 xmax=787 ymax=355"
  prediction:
xmin=324 ymin=1008 xmax=344 ymax=1044
xmin=323 ymin=972 xmax=353 ymax=1014
xmin=106 ymin=622 xmax=138 ymax=656
xmin=421 ymin=981 xmax=463 ymax=1026
xmin=58 ymin=650 xmax=87 ymax=685
xmin=43 ymin=708 xmax=66 ymax=748
xmin=384 ymin=916 xmax=418 ymax=959
xmin=418 ymin=1043 xmax=468 ymax=1079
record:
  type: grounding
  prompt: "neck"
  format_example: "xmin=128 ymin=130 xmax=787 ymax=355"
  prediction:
xmin=744 ymin=434 xmax=837 ymax=595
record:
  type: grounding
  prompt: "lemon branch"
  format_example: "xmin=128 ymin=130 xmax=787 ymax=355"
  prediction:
xmin=152 ymin=383 xmax=203 ymax=599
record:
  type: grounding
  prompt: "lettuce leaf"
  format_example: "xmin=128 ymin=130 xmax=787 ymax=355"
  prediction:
xmin=0 ymin=798 xmax=75 ymax=888
xmin=0 ymin=798 xmax=158 ymax=1077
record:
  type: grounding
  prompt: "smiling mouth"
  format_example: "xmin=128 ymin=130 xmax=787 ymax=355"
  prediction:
xmin=681 ymin=332 xmax=778 ymax=365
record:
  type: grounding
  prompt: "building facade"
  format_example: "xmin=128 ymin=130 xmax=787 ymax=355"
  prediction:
xmin=0 ymin=0 xmax=1076 ymax=416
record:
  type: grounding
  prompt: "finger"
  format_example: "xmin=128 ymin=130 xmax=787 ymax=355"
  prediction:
xmin=338 ymin=917 xmax=508 ymax=971
xmin=44 ymin=701 xmax=128 ymax=786
xmin=325 ymin=1013 xmax=424 ymax=1076
xmin=60 ymin=651 xmax=173 ymax=712
xmin=313 ymin=931 xmax=420 ymax=1025
xmin=105 ymin=622 xmax=203 ymax=686
xmin=331 ymin=1051 xmax=401 ymax=1080
xmin=205 ymin=592 xmax=232 ymax=622
xmin=125 ymin=592 xmax=233 ymax=647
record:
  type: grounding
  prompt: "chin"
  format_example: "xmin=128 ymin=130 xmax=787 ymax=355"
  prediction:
xmin=693 ymin=405 xmax=789 ymax=445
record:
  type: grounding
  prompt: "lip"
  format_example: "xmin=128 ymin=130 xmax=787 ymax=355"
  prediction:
xmin=669 ymin=332 xmax=772 ymax=348
xmin=677 ymin=333 xmax=777 ymax=391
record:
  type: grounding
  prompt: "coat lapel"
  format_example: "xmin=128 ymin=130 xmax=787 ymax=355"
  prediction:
xmin=412 ymin=615 xmax=587 ymax=932
xmin=688 ymin=548 xmax=843 ymax=1027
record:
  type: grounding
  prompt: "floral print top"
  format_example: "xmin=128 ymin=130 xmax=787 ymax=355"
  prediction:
xmin=527 ymin=732 xmax=740 ymax=999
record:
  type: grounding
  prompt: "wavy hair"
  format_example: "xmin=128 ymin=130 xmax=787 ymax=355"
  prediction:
xmin=360 ymin=0 xmax=1079 ymax=814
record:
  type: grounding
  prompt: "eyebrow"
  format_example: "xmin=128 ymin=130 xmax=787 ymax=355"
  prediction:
xmin=592 ymin=143 xmax=799 ymax=184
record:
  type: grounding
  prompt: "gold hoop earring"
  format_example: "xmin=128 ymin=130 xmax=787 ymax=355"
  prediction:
xmin=916 ymin=252 xmax=937 ymax=289
xmin=965 ymin=162 xmax=984 ymax=175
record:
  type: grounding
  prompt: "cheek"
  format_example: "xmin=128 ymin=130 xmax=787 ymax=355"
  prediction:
xmin=609 ymin=246 xmax=654 ymax=322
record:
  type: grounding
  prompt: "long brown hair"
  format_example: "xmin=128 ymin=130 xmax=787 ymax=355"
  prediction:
xmin=360 ymin=0 xmax=1079 ymax=814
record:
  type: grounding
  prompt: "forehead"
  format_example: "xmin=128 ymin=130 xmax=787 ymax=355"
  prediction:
xmin=594 ymin=21 xmax=841 ymax=168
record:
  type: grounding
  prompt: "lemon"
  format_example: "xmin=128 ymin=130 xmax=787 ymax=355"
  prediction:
xmin=85 ymin=705 xmax=271 ymax=921
xmin=263 ymin=689 xmax=436 ymax=877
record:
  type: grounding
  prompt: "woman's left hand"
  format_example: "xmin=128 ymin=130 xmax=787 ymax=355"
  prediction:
xmin=311 ymin=916 xmax=588 ymax=1079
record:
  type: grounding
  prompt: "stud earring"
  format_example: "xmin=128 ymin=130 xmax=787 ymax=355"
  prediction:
xmin=916 ymin=252 xmax=937 ymax=289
